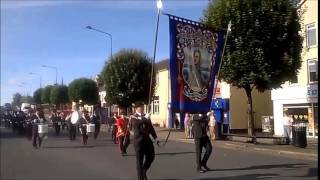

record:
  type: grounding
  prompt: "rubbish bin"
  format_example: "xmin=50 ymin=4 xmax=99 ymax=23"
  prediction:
xmin=291 ymin=121 xmax=308 ymax=148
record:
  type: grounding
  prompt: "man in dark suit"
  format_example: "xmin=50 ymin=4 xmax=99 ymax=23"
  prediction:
xmin=192 ymin=112 xmax=212 ymax=173
xmin=129 ymin=102 xmax=159 ymax=180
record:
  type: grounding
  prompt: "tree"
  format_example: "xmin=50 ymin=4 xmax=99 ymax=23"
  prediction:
xmin=202 ymin=0 xmax=303 ymax=139
xmin=101 ymin=49 xmax=155 ymax=111
xmin=41 ymin=85 xmax=54 ymax=104
xmin=33 ymin=88 xmax=43 ymax=105
xmin=21 ymin=96 xmax=34 ymax=104
xmin=68 ymin=78 xmax=99 ymax=105
xmin=50 ymin=85 xmax=69 ymax=108
xmin=12 ymin=93 xmax=22 ymax=107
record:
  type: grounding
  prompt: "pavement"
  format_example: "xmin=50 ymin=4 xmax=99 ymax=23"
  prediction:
xmin=150 ymin=127 xmax=318 ymax=161
xmin=101 ymin=125 xmax=318 ymax=160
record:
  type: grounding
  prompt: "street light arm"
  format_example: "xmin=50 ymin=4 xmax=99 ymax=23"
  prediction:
xmin=85 ymin=25 xmax=113 ymax=58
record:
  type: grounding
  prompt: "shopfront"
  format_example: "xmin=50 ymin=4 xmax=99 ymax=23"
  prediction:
xmin=283 ymin=103 xmax=318 ymax=137
xmin=272 ymin=84 xmax=318 ymax=138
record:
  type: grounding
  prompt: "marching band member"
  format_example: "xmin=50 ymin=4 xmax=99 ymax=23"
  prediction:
xmin=31 ymin=109 xmax=47 ymax=149
xmin=116 ymin=111 xmax=130 ymax=155
xmin=50 ymin=109 xmax=62 ymax=135
xmin=90 ymin=110 xmax=101 ymax=140
xmin=79 ymin=110 xmax=90 ymax=145
xmin=192 ymin=112 xmax=212 ymax=173
xmin=129 ymin=102 xmax=159 ymax=180
xmin=66 ymin=104 xmax=81 ymax=141
xmin=111 ymin=112 xmax=118 ymax=144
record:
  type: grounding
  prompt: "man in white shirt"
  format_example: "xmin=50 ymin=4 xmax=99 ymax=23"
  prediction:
xmin=67 ymin=104 xmax=81 ymax=140
xmin=283 ymin=111 xmax=293 ymax=144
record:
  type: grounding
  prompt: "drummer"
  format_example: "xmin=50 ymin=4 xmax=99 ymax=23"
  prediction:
xmin=79 ymin=109 xmax=90 ymax=145
xmin=31 ymin=108 xmax=47 ymax=149
xmin=66 ymin=104 xmax=81 ymax=141
xmin=116 ymin=110 xmax=130 ymax=155
xmin=90 ymin=109 xmax=101 ymax=140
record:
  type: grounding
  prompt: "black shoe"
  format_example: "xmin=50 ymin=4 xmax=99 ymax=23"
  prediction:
xmin=143 ymin=169 xmax=148 ymax=180
xmin=202 ymin=165 xmax=211 ymax=171
xmin=197 ymin=168 xmax=206 ymax=173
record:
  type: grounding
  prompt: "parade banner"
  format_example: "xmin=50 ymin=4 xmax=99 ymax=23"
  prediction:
xmin=168 ymin=14 xmax=225 ymax=113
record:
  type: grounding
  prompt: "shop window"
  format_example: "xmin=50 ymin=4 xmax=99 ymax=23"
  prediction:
xmin=308 ymin=59 xmax=318 ymax=83
xmin=152 ymin=96 xmax=159 ymax=114
xmin=306 ymin=23 xmax=317 ymax=47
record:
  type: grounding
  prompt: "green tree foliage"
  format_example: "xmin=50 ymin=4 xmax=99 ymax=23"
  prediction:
xmin=203 ymin=0 xmax=303 ymax=138
xmin=33 ymin=88 xmax=43 ymax=105
xmin=68 ymin=78 xmax=99 ymax=105
xmin=12 ymin=93 xmax=22 ymax=107
xmin=21 ymin=96 xmax=34 ymax=104
xmin=50 ymin=85 xmax=69 ymax=106
xmin=41 ymin=85 xmax=54 ymax=104
xmin=101 ymin=49 xmax=155 ymax=109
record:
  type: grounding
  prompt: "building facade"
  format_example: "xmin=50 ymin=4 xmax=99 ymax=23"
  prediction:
xmin=271 ymin=0 xmax=318 ymax=138
xmin=151 ymin=59 xmax=273 ymax=132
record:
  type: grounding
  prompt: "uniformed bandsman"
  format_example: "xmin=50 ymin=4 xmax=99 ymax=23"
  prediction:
xmin=129 ymin=102 xmax=159 ymax=180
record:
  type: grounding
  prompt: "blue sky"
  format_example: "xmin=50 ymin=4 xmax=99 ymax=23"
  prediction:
xmin=1 ymin=0 xmax=210 ymax=105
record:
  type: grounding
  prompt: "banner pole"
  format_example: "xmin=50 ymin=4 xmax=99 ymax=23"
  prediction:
xmin=212 ymin=21 xmax=232 ymax=99
xmin=148 ymin=2 xmax=162 ymax=113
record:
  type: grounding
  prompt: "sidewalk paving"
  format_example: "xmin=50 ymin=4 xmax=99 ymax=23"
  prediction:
xmin=100 ymin=125 xmax=317 ymax=160
xmin=154 ymin=127 xmax=318 ymax=161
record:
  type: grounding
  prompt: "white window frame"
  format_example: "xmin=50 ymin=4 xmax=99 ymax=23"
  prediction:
xmin=306 ymin=23 xmax=317 ymax=48
xmin=152 ymin=96 xmax=159 ymax=115
xmin=307 ymin=59 xmax=318 ymax=84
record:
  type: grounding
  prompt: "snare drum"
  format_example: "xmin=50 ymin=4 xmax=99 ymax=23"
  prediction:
xmin=86 ymin=123 xmax=95 ymax=133
xmin=38 ymin=124 xmax=48 ymax=134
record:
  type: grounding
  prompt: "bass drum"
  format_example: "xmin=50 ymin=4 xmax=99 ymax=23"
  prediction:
xmin=38 ymin=124 xmax=48 ymax=134
xmin=86 ymin=123 xmax=95 ymax=133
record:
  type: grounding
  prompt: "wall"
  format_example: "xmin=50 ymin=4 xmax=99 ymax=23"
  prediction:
xmin=151 ymin=69 xmax=170 ymax=127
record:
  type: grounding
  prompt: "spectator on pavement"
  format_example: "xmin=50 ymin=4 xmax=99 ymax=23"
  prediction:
xmin=208 ymin=111 xmax=216 ymax=140
xmin=283 ymin=110 xmax=293 ymax=144
xmin=184 ymin=112 xmax=192 ymax=138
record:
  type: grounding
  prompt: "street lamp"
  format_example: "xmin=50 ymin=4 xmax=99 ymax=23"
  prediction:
xmin=86 ymin=25 xmax=113 ymax=59
xmin=148 ymin=0 xmax=163 ymax=111
xmin=29 ymin=72 xmax=42 ymax=89
xmin=41 ymin=65 xmax=58 ymax=85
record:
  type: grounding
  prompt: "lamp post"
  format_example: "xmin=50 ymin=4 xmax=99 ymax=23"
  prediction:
xmin=41 ymin=65 xmax=58 ymax=85
xmin=29 ymin=72 xmax=42 ymax=89
xmin=85 ymin=26 xmax=113 ymax=59
xmin=148 ymin=0 xmax=163 ymax=112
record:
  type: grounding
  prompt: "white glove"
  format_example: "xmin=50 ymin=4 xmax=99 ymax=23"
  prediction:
xmin=206 ymin=112 xmax=211 ymax=116
xmin=145 ymin=113 xmax=151 ymax=119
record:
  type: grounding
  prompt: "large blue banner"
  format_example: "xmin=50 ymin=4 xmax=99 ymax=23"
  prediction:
xmin=169 ymin=14 xmax=225 ymax=114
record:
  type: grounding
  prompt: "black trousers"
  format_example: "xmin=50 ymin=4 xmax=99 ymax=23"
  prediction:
xmin=194 ymin=136 xmax=212 ymax=170
xmin=94 ymin=124 xmax=100 ymax=139
xmin=135 ymin=140 xmax=155 ymax=180
xmin=54 ymin=123 xmax=60 ymax=135
xmin=118 ymin=134 xmax=130 ymax=154
xmin=69 ymin=124 xmax=77 ymax=140
xmin=32 ymin=127 xmax=43 ymax=148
